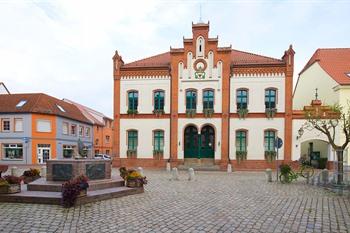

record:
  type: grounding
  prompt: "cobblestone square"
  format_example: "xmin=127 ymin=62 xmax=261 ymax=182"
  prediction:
xmin=0 ymin=170 xmax=349 ymax=233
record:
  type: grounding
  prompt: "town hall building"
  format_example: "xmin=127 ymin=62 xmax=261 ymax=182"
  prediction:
xmin=112 ymin=22 xmax=295 ymax=170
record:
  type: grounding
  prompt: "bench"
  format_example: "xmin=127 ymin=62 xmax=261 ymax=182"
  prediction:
xmin=0 ymin=165 xmax=8 ymax=178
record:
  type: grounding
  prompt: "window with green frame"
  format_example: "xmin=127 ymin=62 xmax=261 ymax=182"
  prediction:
xmin=186 ymin=90 xmax=197 ymax=110
xmin=236 ymin=89 xmax=248 ymax=109
xmin=235 ymin=130 xmax=247 ymax=152
xmin=264 ymin=130 xmax=275 ymax=151
xmin=203 ymin=89 xmax=214 ymax=110
xmin=128 ymin=91 xmax=138 ymax=111
xmin=265 ymin=89 xmax=276 ymax=109
xmin=127 ymin=130 xmax=138 ymax=150
xmin=154 ymin=90 xmax=165 ymax=111
xmin=153 ymin=130 xmax=164 ymax=151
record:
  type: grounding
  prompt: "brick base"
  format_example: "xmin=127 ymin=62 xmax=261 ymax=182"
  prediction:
xmin=230 ymin=160 xmax=286 ymax=171
xmin=112 ymin=158 xmax=168 ymax=169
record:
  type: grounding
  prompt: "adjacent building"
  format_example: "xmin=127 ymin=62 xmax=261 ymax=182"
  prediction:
xmin=64 ymin=99 xmax=113 ymax=156
xmin=293 ymin=48 xmax=350 ymax=166
xmin=112 ymin=22 xmax=295 ymax=169
xmin=0 ymin=93 xmax=93 ymax=165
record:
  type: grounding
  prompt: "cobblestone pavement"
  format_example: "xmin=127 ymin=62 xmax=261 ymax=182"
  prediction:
xmin=0 ymin=170 xmax=350 ymax=233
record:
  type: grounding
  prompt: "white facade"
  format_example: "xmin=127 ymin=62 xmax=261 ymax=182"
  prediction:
xmin=230 ymin=74 xmax=285 ymax=113
xmin=119 ymin=119 xmax=170 ymax=159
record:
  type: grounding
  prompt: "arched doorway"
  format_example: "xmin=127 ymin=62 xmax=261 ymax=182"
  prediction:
xmin=200 ymin=125 xmax=215 ymax=158
xmin=184 ymin=126 xmax=198 ymax=158
xmin=300 ymin=139 xmax=330 ymax=169
xmin=184 ymin=125 xmax=215 ymax=159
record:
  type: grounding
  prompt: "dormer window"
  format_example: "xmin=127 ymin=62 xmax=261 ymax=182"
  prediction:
xmin=56 ymin=104 xmax=66 ymax=112
xmin=347 ymin=72 xmax=350 ymax=78
xmin=16 ymin=100 xmax=27 ymax=108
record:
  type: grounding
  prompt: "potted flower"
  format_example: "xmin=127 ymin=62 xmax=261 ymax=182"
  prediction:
xmin=0 ymin=175 xmax=22 ymax=194
xmin=22 ymin=168 xmax=41 ymax=184
xmin=265 ymin=151 xmax=277 ymax=162
xmin=61 ymin=175 xmax=89 ymax=208
xmin=119 ymin=167 xmax=147 ymax=188
xmin=236 ymin=151 xmax=247 ymax=164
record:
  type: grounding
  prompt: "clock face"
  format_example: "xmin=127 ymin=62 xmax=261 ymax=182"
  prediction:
xmin=193 ymin=59 xmax=207 ymax=72
xmin=196 ymin=62 xmax=205 ymax=70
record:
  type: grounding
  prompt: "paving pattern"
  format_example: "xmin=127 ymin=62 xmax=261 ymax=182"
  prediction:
xmin=0 ymin=170 xmax=350 ymax=233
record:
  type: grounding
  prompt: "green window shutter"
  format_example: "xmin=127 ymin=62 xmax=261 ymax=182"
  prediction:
xmin=236 ymin=131 xmax=247 ymax=152
xmin=186 ymin=90 xmax=197 ymax=110
xmin=128 ymin=130 xmax=138 ymax=150
xmin=154 ymin=130 xmax=164 ymax=151
xmin=265 ymin=89 xmax=276 ymax=109
xmin=264 ymin=130 xmax=275 ymax=151
xmin=154 ymin=91 xmax=165 ymax=111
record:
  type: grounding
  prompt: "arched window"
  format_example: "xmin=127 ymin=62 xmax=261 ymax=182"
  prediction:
xmin=265 ymin=88 xmax=277 ymax=109
xmin=264 ymin=130 xmax=276 ymax=152
xmin=236 ymin=89 xmax=248 ymax=110
xmin=196 ymin=36 xmax=205 ymax=57
xmin=154 ymin=90 xmax=165 ymax=111
xmin=153 ymin=130 xmax=164 ymax=151
xmin=203 ymin=89 xmax=214 ymax=110
xmin=128 ymin=91 xmax=138 ymax=111
xmin=186 ymin=90 xmax=197 ymax=110
xmin=236 ymin=130 xmax=247 ymax=152
xmin=127 ymin=130 xmax=138 ymax=150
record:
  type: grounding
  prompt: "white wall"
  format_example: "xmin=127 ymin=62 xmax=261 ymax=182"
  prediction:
xmin=119 ymin=119 xmax=170 ymax=159
xmin=120 ymin=77 xmax=171 ymax=114
xmin=230 ymin=74 xmax=285 ymax=113
xmin=177 ymin=118 xmax=222 ymax=160
xmin=293 ymin=63 xmax=339 ymax=110
xmin=229 ymin=118 xmax=285 ymax=160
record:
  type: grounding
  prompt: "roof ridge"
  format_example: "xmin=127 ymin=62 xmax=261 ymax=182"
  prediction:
xmin=231 ymin=49 xmax=282 ymax=61
xmin=124 ymin=51 xmax=170 ymax=66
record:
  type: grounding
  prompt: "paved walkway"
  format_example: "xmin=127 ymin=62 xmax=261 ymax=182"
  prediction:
xmin=0 ymin=170 xmax=349 ymax=233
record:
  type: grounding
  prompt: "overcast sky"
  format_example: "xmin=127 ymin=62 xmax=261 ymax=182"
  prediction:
xmin=0 ymin=0 xmax=349 ymax=117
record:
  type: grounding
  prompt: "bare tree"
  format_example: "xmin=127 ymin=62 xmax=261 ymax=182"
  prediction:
xmin=304 ymin=102 xmax=350 ymax=184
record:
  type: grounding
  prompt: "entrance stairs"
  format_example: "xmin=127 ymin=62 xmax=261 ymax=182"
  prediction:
xmin=178 ymin=158 xmax=221 ymax=171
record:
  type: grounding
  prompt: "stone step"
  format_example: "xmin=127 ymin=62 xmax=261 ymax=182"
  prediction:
xmin=27 ymin=177 xmax=125 ymax=192
xmin=178 ymin=164 xmax=221 ymax=171
xmin=0 ymin=186 xmax=143 ymax=205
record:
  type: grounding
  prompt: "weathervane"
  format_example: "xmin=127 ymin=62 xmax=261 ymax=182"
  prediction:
xmin=315 ymin=88 xmax=318 ymax=100
xmin=199 ymin=3 xmax=203 ymax=23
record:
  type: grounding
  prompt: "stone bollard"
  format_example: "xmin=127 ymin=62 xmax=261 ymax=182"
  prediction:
xmin=321 ymin=169 xmax=329 ymax=185
xmin=166 ymin=162 xmax=171 ymax=172
xmin=265 ymin=168 xmax=272 ymax=182
xmin=11 ymin=167 xmax=19 ymax=177
xmin=188 ymin=168 xmax=195 ymax=181
xmin=41 ymin=166 xmax=47 ymax=177
xmin=137 ymin=167 xmax=144 ymax=177
xmin=227 ymin=164 xmax=232 ymax=173
xmin=171 ymin=167 xmax=179 ymax=181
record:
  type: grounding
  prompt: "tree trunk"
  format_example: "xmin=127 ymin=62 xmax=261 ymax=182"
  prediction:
xmin=336 ymin=150 xmax=344 ymax=185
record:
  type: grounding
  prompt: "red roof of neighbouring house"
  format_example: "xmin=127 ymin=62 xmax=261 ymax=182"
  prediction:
xmin=0 ymin=93 xmax=91 ymax=124
xmin=299 ymin=48 xmax=350 ymax=85
xmin=122 ymin=49 xmax=284 ymax=68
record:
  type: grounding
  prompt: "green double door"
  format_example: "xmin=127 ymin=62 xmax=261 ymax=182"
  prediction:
xmin=184 ymin=125 xmax=215 ymax=158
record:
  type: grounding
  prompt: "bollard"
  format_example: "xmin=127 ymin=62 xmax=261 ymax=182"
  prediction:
xmin=11 ymin=167 xmax=18 ymax=177
xmin=265 ymin=168 xmax=272 ymax=182
xmin=166 ymin=162 xmax=171 ymax=172
xmin=227 ymin=164 xmax=232 ymax=173
xmin=41 ymin=166 xmax=47 ymax=177
xmin=305 ymin=171 xmax=310 ymax=184
xmin=137 ymin=167 xmax=144 ymax=177
xmin=188 ymin=168 xmax=195 ymax=181
xmin=321 ymin=169 xmax=329 ymax=185
xmin=171 ymin=167 xmax=179 ymax=181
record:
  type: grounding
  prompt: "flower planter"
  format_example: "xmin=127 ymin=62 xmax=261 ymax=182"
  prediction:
xmin=78 ymin=189 xmax=87 ymax=197
xmin=126 ymin=179 xmax=143 ymax=188
xmin=22 ymin=176 xmax=41 ymax=184
xmin=0 ymin=184 xmax=21 ymax=194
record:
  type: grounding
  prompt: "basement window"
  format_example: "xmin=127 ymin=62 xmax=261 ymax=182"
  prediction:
xmin=16 ymin=100 xmax=27 ymax=108
xmin=56 ymin=104 xmax=66 ymax=112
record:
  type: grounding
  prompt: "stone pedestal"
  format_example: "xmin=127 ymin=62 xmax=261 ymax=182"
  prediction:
xmin=46 ymin=159 xmax=111 ymax=181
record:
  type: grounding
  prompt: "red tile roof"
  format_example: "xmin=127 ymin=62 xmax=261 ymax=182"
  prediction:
xmin=300 ymin=48 xmax=350 ymax=85
xmin=122 ymin=49 xmax=284 ymax=68
xmin=0 ymin=93 xmax=91 ymax=124
xmin=231 ymin=49 xmax=284 ymax=65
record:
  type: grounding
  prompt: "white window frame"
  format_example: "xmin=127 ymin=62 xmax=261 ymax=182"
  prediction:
xmin=14 ymin=118 xmax=23 ymax=132
xmin=36 ymin=119 xmax=52 ymax=133
xmin=1 ymin=118 xmax=10 ymax=132
xmin=62 ymin=122 xmax=69 ymax=135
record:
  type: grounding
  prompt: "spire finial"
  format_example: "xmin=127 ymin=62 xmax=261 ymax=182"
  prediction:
xmin=315 ymin=88 xmax=318 ymax=100
xmin=199 ymin=3 xmax=203 ymax=23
